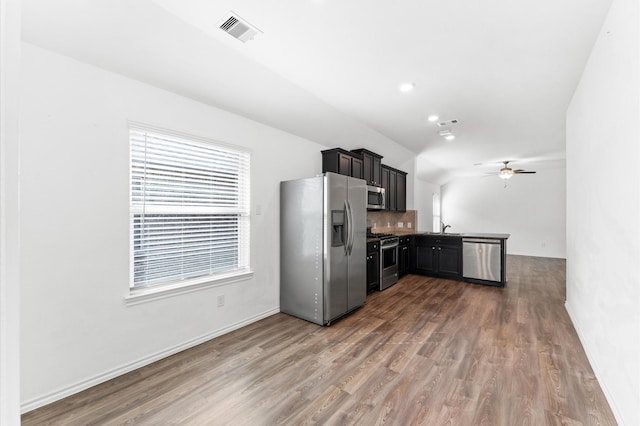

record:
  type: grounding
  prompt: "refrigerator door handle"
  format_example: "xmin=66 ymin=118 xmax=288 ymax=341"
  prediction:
xmin=344 ymin=200 xmax=353 ymax=256
xmin=347 ymin=199 xmax=355 ymax=256
xmin=343 ymin=200 xmax=350 ymax=256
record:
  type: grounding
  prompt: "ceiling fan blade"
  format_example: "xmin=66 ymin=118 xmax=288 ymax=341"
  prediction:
xmin=513 ymin=171 xmax=536 ymax=174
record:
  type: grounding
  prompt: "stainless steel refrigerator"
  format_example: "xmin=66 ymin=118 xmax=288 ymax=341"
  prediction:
xmin=280 ymin=172 xmax=366 ymax=325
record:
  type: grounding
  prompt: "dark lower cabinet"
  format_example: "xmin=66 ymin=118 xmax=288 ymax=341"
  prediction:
xmin=398 ymin=235 xmax=412 ymax=277
xmin=366 ymin=241 xmax=380 ymax=293
xmin=414 ymin=236 xmax=462 ymax=280
xmin=415 ymin=244 xmax=436 ymax=274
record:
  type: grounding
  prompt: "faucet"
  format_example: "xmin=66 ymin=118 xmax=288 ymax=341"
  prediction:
xmin=441 ymin=223 xmax=451 ymax=233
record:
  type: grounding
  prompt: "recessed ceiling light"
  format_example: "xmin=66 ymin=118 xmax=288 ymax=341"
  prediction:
xmin=439 ymin=129 xmax=456 ymax=141
xmin=399 ymin=83 xmax=415 ymax=92
xmin=428 ymin=115 xmax=439 ymax=122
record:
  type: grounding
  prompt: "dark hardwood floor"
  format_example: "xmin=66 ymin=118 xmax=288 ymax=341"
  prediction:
xmin=22 ymin=255 xmax=617 ymax=425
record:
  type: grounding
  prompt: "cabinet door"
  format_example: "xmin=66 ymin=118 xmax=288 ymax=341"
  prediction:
xmin=381 ymin=167 xmax=390 ymax=211
xmin=399 ymin=244 xmax=410 ymax=276
xmin=361 ymin=153 xmax=373 ymax=185
xmin=366 ymin=250 xmax=379 ymax=293
xmin=351 ymin=156 xmax=364 ymax=179
xmin=338 ymin=153 xmax=352 ymax=176
xmin=372 ymin=157 xmax=381 ymax=187
xmin=438 ymin=245 xmax=462 ymax=278
xmin=396 ymin=173 xmax=406 ymax=211
xmin=388 ymin=169 xmax=397 ymax=211
xmin=415 ymin=238 xmax=437 ymax=274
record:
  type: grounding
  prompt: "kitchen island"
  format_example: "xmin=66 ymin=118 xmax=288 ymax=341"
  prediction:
xmin=393 ymin=231 xmax=509 ymax=287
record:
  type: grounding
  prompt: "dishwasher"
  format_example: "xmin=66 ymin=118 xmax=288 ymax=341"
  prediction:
xmin=462 ymin=238 xmax=502 ymax=282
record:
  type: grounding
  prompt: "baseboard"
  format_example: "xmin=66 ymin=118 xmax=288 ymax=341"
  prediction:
xmin=564 ymin=301 xmax=624 ymax=426
xmin=21 ymin=308 xmax=280 ymax=414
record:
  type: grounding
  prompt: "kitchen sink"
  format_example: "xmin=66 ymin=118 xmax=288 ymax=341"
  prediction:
xmin=422 ymin=232 xmax=462 ymax=236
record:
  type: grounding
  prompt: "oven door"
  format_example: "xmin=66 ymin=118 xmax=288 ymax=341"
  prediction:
xmin=380 ymin=243 xmax=399 ymax=290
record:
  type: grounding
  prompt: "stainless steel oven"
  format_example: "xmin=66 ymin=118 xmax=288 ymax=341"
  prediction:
xmin=380 ymin=236 xmax=399 ymax=290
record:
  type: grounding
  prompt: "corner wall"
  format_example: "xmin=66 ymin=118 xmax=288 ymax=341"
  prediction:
xmin=566 ymin=0 xmax=639 ymax=424
xmin=441 ymin=168 xmax=566 ymax=258
xmin=0 ymin=0 xmax=21 ymax=423
xmin=414 ymin=177 xmax=440 ymax=232
xmin=18 ymin=42 xmax=329 ymax=410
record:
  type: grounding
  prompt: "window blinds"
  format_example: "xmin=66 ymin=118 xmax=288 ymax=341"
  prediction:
xmin=130 ymin=128 xmax=250 ymax=289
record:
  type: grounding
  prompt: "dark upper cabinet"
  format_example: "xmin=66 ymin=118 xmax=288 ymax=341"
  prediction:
xmin=322 ymin=149 xmax=406 ymax=209
xmin=321 ymin=148 xmax=364 ymax=179
xmin=351 ymin=149 xmax=383 ymax=187
xmin=372 ymin=157 xmax=382 ymax=186
xmin=381 ymin=164 xmax=406 ymax=212
xmin=414 ymin=235 xmax=462 ymax=279
xmin=396 ymin=171 xmax=407 ymax=212
xmin=388 ymin=168 xmax=397 ymax=211
xmin=351 ymin=156 xmax=364 ymax=180
xmin=381 ymin=166 xmax=390 ymax=209
xmin=338 ymin=152 xmax=352 ymax=176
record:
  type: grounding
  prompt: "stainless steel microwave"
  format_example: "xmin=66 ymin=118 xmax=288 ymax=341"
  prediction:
xmin=366 ymin=185 xmax=385 ymax=210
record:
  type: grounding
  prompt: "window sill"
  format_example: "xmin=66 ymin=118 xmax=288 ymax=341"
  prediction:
xmin=124 ymin=270 xmax=254 ymax=306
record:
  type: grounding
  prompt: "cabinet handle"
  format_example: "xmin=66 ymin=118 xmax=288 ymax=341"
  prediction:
xmin=438 ymin=247 xmax=442 ymax=251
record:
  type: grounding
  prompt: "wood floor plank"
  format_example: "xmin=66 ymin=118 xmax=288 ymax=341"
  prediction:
xmin=22 ymin=255 xmax=618 ymax=425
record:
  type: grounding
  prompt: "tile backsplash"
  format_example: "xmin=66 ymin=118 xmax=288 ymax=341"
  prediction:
xmin=367 ymin=210 xmax=417 ymax=233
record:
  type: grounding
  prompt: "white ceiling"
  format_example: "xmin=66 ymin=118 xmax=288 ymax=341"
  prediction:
xmin=21 ymin=0 xmax=612 ymax=183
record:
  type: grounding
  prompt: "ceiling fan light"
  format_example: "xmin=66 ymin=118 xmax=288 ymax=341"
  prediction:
xmin=399 ymin=82 xmax=415 ymax=92
xmin=499 ymin=170 xmax=513 ymax=179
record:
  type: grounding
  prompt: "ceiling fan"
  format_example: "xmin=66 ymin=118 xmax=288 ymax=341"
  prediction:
xmin=493 ymin=161 xmax=537 ymax=180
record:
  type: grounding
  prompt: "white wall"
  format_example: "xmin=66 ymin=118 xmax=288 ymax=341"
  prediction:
xmin=19 ymin=40 xmax=421 ymax=411
xmin=0 ymin=0 xmax=22 ymax=423
xmin=440 ymin=168 xmax=566 ymax=258
xmin=565 ymin=0 xmax=639 ymax=424
xmin=413 ymin=174 xmax=440 ymax=232
xmin=18 ymin=43 xmax=331 ymax=410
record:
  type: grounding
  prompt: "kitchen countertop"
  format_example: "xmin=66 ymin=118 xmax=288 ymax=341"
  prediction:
xmin=367 ymin=231 xmax=510 ymax=241
xmin=421 ymin=232 xmax=510 ymax=239
xmin=386 ymin=230 xmax=510 ymax=239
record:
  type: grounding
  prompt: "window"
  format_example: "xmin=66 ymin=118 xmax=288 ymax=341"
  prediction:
xmin=432 ymin=192 xmax=441 ymax=232
xmin=129 ymin=126 xmax=250 ymax=293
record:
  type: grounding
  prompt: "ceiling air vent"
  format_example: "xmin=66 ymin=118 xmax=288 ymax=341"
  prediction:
xmin=437 ymin=119 xmax=459 ymax=127
xmin=219 ymin=12 xmax=262 ymax=43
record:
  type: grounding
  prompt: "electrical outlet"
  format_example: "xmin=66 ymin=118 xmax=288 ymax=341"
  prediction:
xmin=407 ymin=222 xmax=412 ymax=228
xmin=217 ymin=295 xmax=225 ymax=307
xmin=397 ymin=222 xmax=404 ymax=228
